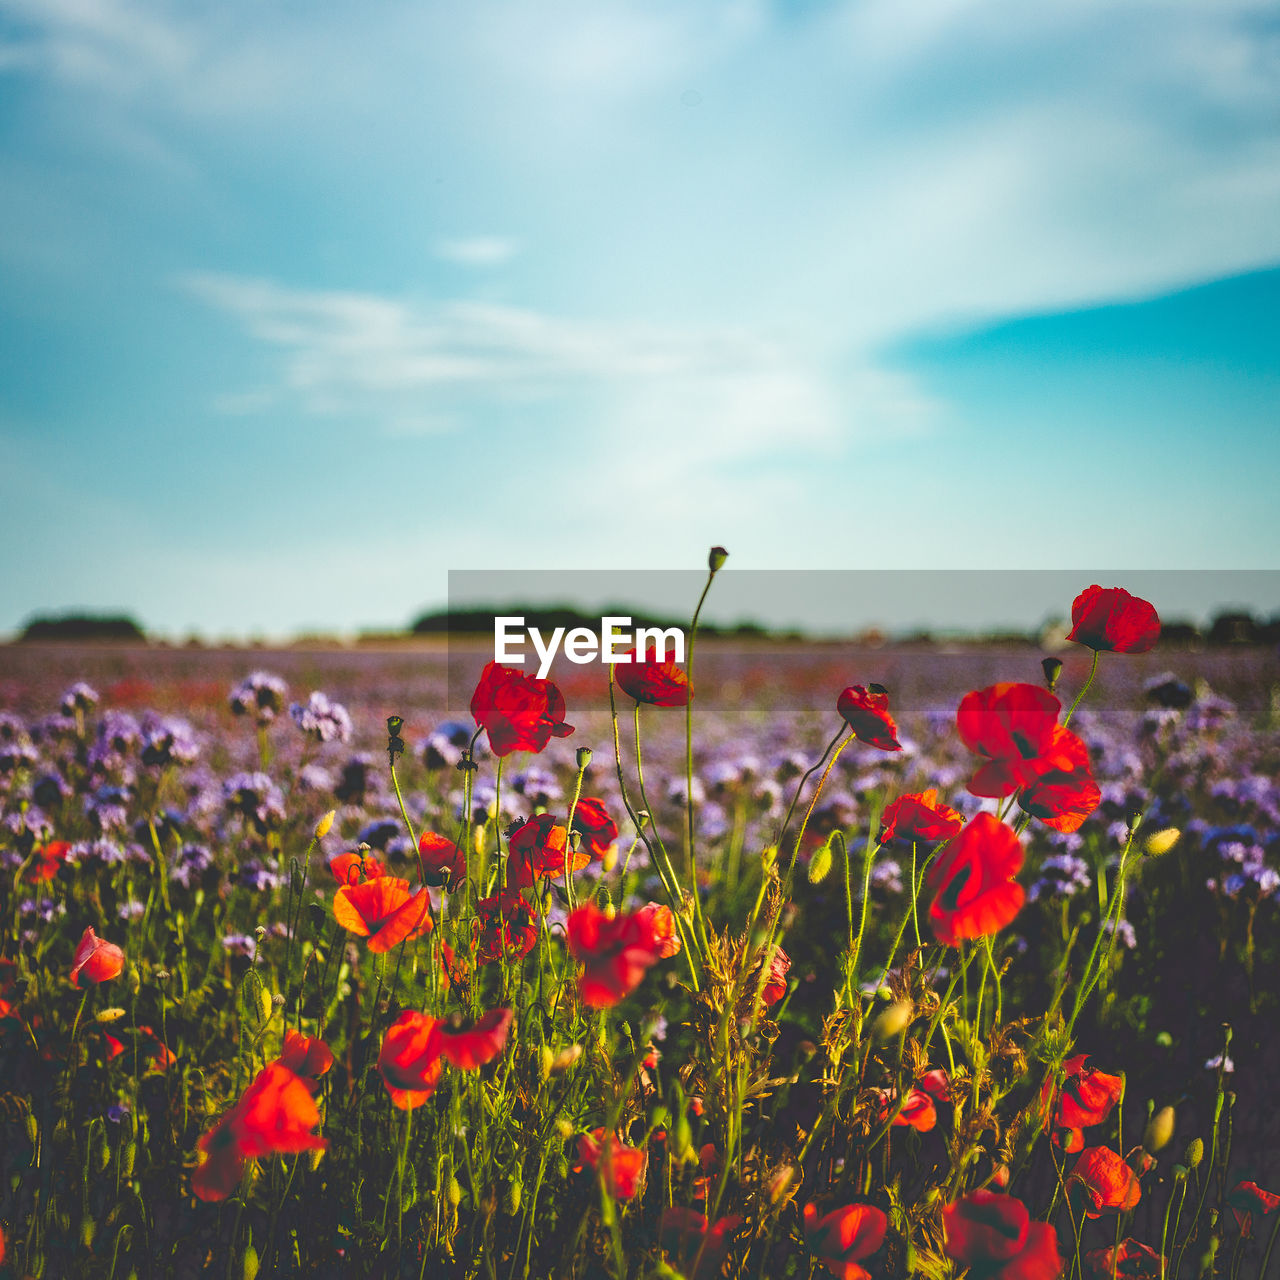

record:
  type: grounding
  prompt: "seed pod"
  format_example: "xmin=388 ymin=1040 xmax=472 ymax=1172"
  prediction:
xmin=708 ymin=546 xmax=729 ymax=573
xmin=807 ymin=841 xmax=833 ymax=885
xmin=1185 ymin=1138 xmax=1204 ymax=1168
xmin=1144 ymin=1106 xmax=1176 ymax=1153
xmin=576 ymin=747 xmax=593 ymax=771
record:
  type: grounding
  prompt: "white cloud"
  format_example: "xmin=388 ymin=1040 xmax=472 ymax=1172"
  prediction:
xmin=434 ymin=237 xmax=520 ymax=267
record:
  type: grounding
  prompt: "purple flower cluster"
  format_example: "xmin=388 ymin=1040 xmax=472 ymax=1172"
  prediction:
xmin=290 ymin=691 xmax=353 ymax=744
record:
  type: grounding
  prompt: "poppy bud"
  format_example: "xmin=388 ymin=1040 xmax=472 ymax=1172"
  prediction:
xmin=96 ymin=1007 xmax=126 ymax=1024
xmin=556 ymin=1117 xmax=574 ymax=1139
xmin=673 ymin=1110 xmax=694 ymax=1162
xmin=808 ymin=841 xmax=834 ymax=885
xmin=576 ymin=747 xmax=593 ymax=771
xmin=447 ymin=1176 xmax=463 ymax=1207
xmin=1144 ymin=1106 xmax=1176 ymax=1153
xmin=872 ymin=1000 xmax=914 ymax=1044
xmin=768 ymin=1164 xmax=797 ymax=1205
xmin=505 ymin=1176 xmax=522 ymax=1215
xmin=315 ymin=810 xmax=336 ymax=840
xmin=539 ymin=1045 xmax=554 ymax=1078
xmin=1144 ymin=827 xmax=1180 ymax=857
xmin=709 ymin=546 xmax=728 ymax=573
xmin=259 ymin=989 xmax=273 ymax=1025
xmin=550 ymin=1045 xmax=582 ymax=1075
xmin=81 ymin=1219 xmax=96 ymax=1249
xmin=241 ymin=1243 xmax=259 ymax=1280
xmin=1041 ymin=657 xmax=1063 ymax=691
xmin=602 ymin=844 xmax=618 ymax=873
xmin=122 ymin=1141 xmax=136 ymax=1177
xmin=761 ymin=845 xmax=778 ymax=871
xmin=26 ymin=1111 xmax=38 ymax=1145
xmin=1185 ymin=1138 xmax=1204 ymax=1168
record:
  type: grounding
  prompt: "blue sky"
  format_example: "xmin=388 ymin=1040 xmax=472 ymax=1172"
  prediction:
xmin=1 ymin=0 xmax=1278 ymax=638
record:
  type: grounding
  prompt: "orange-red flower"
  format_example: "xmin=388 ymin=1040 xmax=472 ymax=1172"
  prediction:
xmin=943 ymin=1190 xmax=1062 ymax=1280
xmin=576 ymin=1128 xmax=647 ymax=1199
xmin=140 ymin=1025 xmax=176 ymax=1070
xmin=659 ymin=1208 xmax=743 ymax=1279
xmin=567 ymin=903 xmax=665 ymax=1007
xmin=1069 ymin=1147 xmax=1142 ymax=1217
xmin=328 ymin=849 xmax=385 ymax=885
xmin=275 ymin=1028 xmax=334 ymax=1090
xmin=571 ymin=797 xmax=619 ymax=861
xmin=875 ymin=1088 xmax=937 ymax=1132
xmin=918 ymin=1068 xmax=952 ymax=1100
xmin=1084 ymin=1240 xmax=1163 ymax=1279
xmin=956 ymin=684 xmax=1100 ymax=833
xmin=803 ymin=1202 xmax=888 ymax=1280
xmin=1067 ymin=586 xmax=1160 ymax=655
xmin=192 ymin=1062 xmax=328 ymax=1201
xmin=637 ymin=902 xmax=682 ymax=957
xmin=1228 ymin=1180 xmax=1280 ymax=1236
xmin=836 ymin=685 xmax=902 ymax=752
xmin=506 ymin=813 xmax=587 ymax=888
xmin=474 ymin=891 xmax=539 ymax=966
xmin=332 ymin=876 xmax=433 ymax=953
xmin=1041 ymin=1055 xmax=1124 ymax=1152
xmin=615 ymin=643 xmax=691 ymax=707
xmin=436 ymin=1008 xmax=513 ymax=1070
xmin=378 ymin=1010 xmax=444 ymax=1109
xmin=71 ymin=926 xmax=125 ymax=987
xmin=417 ymin=832 xmax=466 ymax=889
xmin=26 ymin=839 xmax=71 ymax=882
xmin=878 ymin=790 xmax=963 ymax=844
xmin=926 ymin=813 xmax=1025 ymax=946
xmin=470 ymin=661 xmax=574 ymax=756
xmin=758 ymin=945 xmax=791 ymax=1007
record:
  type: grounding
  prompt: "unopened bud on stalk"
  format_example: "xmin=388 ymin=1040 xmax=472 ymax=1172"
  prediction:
xmin=1041 ymin=657 xmax=1063 ymax=692
xmin=761 ymin=845 xmax=778 ymax=871
xmin=555 ymin=1117 xmax=574 ymax=1140
xmin=241 ymin=1243 xmax=260 ymax=1280
xmin=1185 ymin=1138 xmax=1204 ymax=1168
xmin=808 ymin=841 xmax=834 ymax=885
xmin=96 ymin=1007 xmax=126 ymax=1024
xmin=259 ymin=989 xmax=273 ymax=1024
xmin=708 ymin=546 xmax=729 ymax=573
xmin=547 ymin=1044 xmax=582 ymax=1076
xmin=576 ymin=747 xmax=593 ymax=771
xmin=447 ymin=1176 xmax=463 ymax=1208
xmin=872 ymin=1000 xmax=914 ymax=1044
xmin=767 ymin=1165 xmax=797 ymax=1205
xmin=1143 ymin=827 xmax=1180 ymax=857
xmin=315 ymin=810 xmax=336 ymax=840
xmin=1144 ymin=1106 xmax=1176 ymax=1153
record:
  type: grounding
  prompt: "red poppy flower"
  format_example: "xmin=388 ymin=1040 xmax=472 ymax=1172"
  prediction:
xmin=615 ymin=643 xmax=691 ymax=707
xmin=918 ymin=1068 xmax=952 ymax=1100
xmin=1228 ymin=1181 xmax=1280 ymax=1236
xmin=275 ymin=1028 xmax=334 ymax=1089
xmin=26 ymin=839 xmax=71 ymax=882
xmin=1067 ymin=586 xmax=1160 ymax=654
xmin=758 ymin=945 xmax=791 ymax=1007
xmin=140 ymin=1025 xmax=176 ymax=1070
xmin=571 ymin=797 xmax=619 ymax=861
xmin=474 ymin=891 xmax=539 ymax=965
xmin=470 ymin=661 xmax=574 ymax=756
xmin=71 ymin=927 xmax=125 ymax=986
xmin=1041 ymin=1055 xmax=1124 ymax=1151
xmin=506 ymin=814 xmax=588 ymax=889
xmin=192 ymin=1062 xmax=327 ymax=1201
xmin=328 ymin=850 xmax=385 ymax=886
xmin=1068 ymin=1147 xmax=1142 ymax=1217
xmin=836 ymin=685 xmax=902 ymax=752
xmin=926 ymin=813 xmax=1025 ymax=946
xmin=659 ymin=1208 xmax=744 ymax=1279
xmin=956 ymin=684 xmax=1100 ymax=833
xmin=637 ymin=902 xmax=683 ymax=958
xmin=97 ymin=1028 xmax=125 ymax=1061
xmin=332 ymin=877 xmax=433 ymax=953
xmin=943 ymin=1190 xmax=1062 ymax=1280
xmin=377 ymin=1010 xmax=444 ymax=1110
xmin=567 ymin=903 xmax=666 ymax=1007
xmin=878 ymin=790 xmax=963 ymax=844
xmin=436 ymin=1008 xmax=513 ymax=1070
xmin=803 ymin=1202 xmax=888 ymax=1280
xmin=576 ymin=1129 xmax=647 ymax=1199
xmin=417 ymin=832 xmax=466 ymax=889
xmin=875 ymin=1088 xmax=937 ymax=1132
xmin=1084 ymin=1240 xmax=1163 ymax=1279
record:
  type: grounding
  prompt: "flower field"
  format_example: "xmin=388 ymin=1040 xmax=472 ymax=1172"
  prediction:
xmin=2 ymin=569 xmax=1279 ymax=1279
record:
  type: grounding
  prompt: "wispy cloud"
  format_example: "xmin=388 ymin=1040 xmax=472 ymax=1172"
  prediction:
xmin=434 ymin=237 xmax=520 ymax=267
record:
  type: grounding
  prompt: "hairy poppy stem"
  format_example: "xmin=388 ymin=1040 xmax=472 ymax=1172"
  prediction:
xmin=1062 ymin=649 xmax=1101 ymax=728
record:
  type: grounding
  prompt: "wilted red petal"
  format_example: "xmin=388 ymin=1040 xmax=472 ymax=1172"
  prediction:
xmin=836 ymin=685 xmax=902 ymax=752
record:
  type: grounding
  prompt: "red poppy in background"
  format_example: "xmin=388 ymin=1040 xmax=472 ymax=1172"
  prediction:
xmin=803 ymin=1202 xmax=888 ymax=1280
xmin=1067 ymin=586 xmax=1161 ymax=654
xmin=332 ymin=877 xmax=432 ymax=953
xmin=614 ymin=642 xmax=691 ymax=707
xmin=71 ymin=927 xmax=125 ymax=987
xmin=506 ymin=814 xmax=587 ymax=888
xmin=470 ymin=661 xmax=575 ymax=756
xmin=836 ymin=685 xmax=902 ymax=752
xmin=758 ymin=945 xmax=791 ymax=1007
xmin=918 ymin=1068 xmax=951 ymax=1101
xmin=878 ymin=790 xmax=964 ymax=844
xmin=140 ymin=1025 xmax=176 ymax=1070
xmin=571 ymin=798 xmax=619 ymax=861
xmin=956 ymin=684 xmax=1099 ymax=833
xmin=567 ymin=903 xmax=665 ymax=1007
xmin=1069 ymin=1147 xmax=1142 ymax=1217
xmin=416 ymin=832 xmax=466 ymax=889
xmin=275 ymin=1028 xmax=334 ymax=1090
xmin=474 ymin=891 xmax=539 ymax=966
xmin=192 ymin=1062 xmax=327 ymax=1201
xmin=436 ymin=1008 xmax=513 ymax=1070
xmin=576 ymin=1129 xmax=647 ymax=1199
xmin=1084 ymin=1240 xmax=1163 ymax=1279
xmin=1228 ymin=1180 xmax=1280 ymax=1235
xmin=875 ymin=1088 xmax=937 ymax=1132
xmin=26 ymin=839 xmax=71 ymax=882
xmin=926 ymin=813 xmax=1025 ymax=946
xmin=328 ymin=850 xmax=385 ymax=886
xmin=637 ymin=902 xmax=683 ymax=958
xmin=378 ymin=1011 xmax=444 ymax=1110
xmin=659 ymin=1208 xmax=744 ymax=1279
xmin=1041 ymin=1055 xmax=1124 ymax=1152
xmin=943 ymin=1190 xmax=1062 ymax=1280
